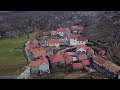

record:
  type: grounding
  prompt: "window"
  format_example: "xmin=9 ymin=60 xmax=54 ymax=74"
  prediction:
xmin=77 ymin=51 xmax=82 ymax=55
xmin=82 ymin=51 xmax=86 ymax=54
xmin=79 ymin=42 xmax=80 ymax=43
xmin=74 ymin=41 xmax=75 ymax=43
xmin=74 ymin=39 xmax=75 ymax=40
xmin=47 ymin=70 xmax=49 ymax=72
xmin=82 ymin=42 xmax=83 ymax=43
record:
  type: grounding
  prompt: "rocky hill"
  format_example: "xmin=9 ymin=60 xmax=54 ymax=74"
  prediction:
xmin=0 ymin=11 xmax=119 ymax=38
xmin=0 ymin=11 xmax=120 ymax=45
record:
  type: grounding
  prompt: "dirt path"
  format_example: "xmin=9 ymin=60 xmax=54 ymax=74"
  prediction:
xmin=64 ymin=72 xmax=88 ymax=79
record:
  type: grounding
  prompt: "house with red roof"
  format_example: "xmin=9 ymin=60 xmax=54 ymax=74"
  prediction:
xmin=69 ymin=34 xmax=88 ymax=46
xmin=93 ymin=56 xmax=106 ymax=66
xmin=65 ymin=28 xmax=71 ymax=33
xmin=87 ymin=47 xmax=95 ymax=59
xmin=30 ymin=59 xmax=42 ymax=73
xmin=76 ymin=45 xmax=88 ymax=55
xmin=82 ymin=60 xmax=90 ymax=66
xmin=27 ymin=43 xmax=39 ymax=50
xmin=25 ymin=43 xmax=40 ymax=61
xmin=46 ymin=39 xmax=60 ymax=47
xmin=77 ymin=36 xmax=88 ymax=45
xmin=71 ymin=25 xmax=84 ymax=35
xmin=51 ymin=30 xmax=57 ymax=35
xmin=70 ymin=34 xmax=78 ymax=45
xmin=77 ymin=54 xmax=88 ymax=61
xmin=56 ymin=27 xmax=67 ymax=37
xmin=50 ymin=54 xmax=65 ymax=67
xmin=72 ymin=62 xmax=83 ymax=69
xmin=39 ymin=55 xmax=50 ymax=75
xmin=31 ymin=47 xmax=46 ymax=60
xmin=63 ymin=52 xmax=73 ymax=64
xmin=72 ymin=59 xmax=90 ymax=70
xmin=30 ymin=55 xmax=50 ymax=75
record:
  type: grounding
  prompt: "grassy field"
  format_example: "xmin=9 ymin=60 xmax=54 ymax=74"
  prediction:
xmin=0 ymin=30 xmax=41 ymax=76
xmin=0 ymin=36 xmax=27 ymax=65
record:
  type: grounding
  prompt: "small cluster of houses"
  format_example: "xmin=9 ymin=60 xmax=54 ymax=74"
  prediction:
xmin=25 ymin=41 xmax=50 ymax=75
xmin=72 ymin=45 xmax=95 ymax=69
xmin=43 ymin=25 xmax=88 ymax=47
xmin=24 ymin=25 xmax=96 ymax=75
xmin=23 ymin=24 xmax=120 ymax=79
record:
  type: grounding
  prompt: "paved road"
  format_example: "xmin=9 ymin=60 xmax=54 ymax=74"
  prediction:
xmin=17 ymin=67 xmax=30 ymax=79
xmin=57 ymin=46 xmax=76 ymax=54
xmin=0 ymin=67 xmax=30 ymax=79
xmin=0 ymin=76 xmax=18 ymax=79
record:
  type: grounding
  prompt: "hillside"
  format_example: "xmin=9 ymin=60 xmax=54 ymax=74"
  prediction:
xmin=0 ymin=11 xmax=120 ymax=38
xmin=0 ymin=11 xmax=120 ymax=76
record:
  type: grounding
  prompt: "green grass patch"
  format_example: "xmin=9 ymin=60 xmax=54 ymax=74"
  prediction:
xmin=0 ymin=31 xmax=42 ymax=76
xmin=0 ymin=36 xmax=28 ymax=75
xmin=0 ymin=36 xmax=27 ymax=65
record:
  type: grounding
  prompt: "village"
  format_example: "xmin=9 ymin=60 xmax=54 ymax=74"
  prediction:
xmin=22 ymin=25 xmax=120 ymax=79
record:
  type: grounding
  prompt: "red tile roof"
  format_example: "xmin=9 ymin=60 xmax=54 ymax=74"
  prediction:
xmin=72 ymin=62 xmax=83 ymax=68
xmin=77 ymin=36 xmax=88 ymax=41
xmin=43 ymin=31 xmax=51 ymax=35
xmin=70 ymin=34 xmax=78 ymax=39
xmin=32 ymin=47 xmax=46 ymax=57
xmin=30 ymin=61 xmax=38 ymax=67
xmin=30 ymin=56 xmax=49 ymax=67
xmin=27 ymin=43 xmax=39 ymax=49
xmin=87 ymin=47 xmax=94 ymax=54
xmin=77 ymin=54 xmax=87 ymax=60
xmin=71 ymin=25 xmax=84 ymax=30
xmin=93 ymin=56 xmax=106 ymax=65
xmin=40 ymin=55 xmax=49 ymax=64
xmin=30 ymin=59 xmax=43 ymax=67
xmin=37 ymin=59 xmax=44 ymax=66
xmin=50 ymin=54 xmax=65 ymax=63
xmin=57 ymin=27 xmax=66 ymax=32
xmin=46 ymin=39 xmax=60 ymax=44
xmin=76 ymin=45 xmax=88 ymax=50
xmin=65 ymin=28 xmax=70 ymax=32
xmin=82 ymin=60 xmax=90 ymax=66
xmin=63 ymin=52 xmax=73 ymax=63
